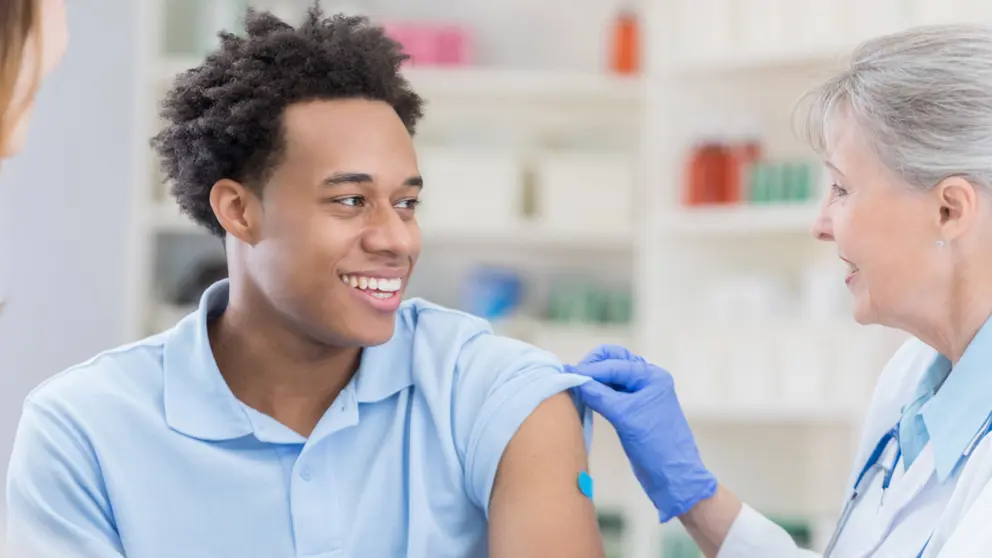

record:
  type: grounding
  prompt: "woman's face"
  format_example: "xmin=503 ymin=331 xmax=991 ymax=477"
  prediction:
xmin=3 ymin=0 xmax=67 ymax=158
xmin=811 ymin=110 xmax=943 ymax=328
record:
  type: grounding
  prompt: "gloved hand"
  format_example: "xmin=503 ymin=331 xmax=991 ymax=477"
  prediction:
xmin=566 ymin=345 xmax=718 ymax=523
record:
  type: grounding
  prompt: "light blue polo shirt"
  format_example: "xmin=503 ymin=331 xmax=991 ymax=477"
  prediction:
xmin=899 ymin=313 xmax=992 ymax=481
xmin=6 ymin=280 xmax=592 ymax=558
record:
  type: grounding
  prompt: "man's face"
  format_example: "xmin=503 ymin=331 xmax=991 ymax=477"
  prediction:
xmin=246 ymin=99 xmax=422 ymax=347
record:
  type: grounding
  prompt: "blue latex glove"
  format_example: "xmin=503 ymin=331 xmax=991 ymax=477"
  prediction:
xmin=566 ymin=345 xmax=718 ymax=523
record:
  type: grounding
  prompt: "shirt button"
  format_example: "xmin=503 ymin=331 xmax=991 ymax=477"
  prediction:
xmin=299 ymin=468 xmax=312 ymax=482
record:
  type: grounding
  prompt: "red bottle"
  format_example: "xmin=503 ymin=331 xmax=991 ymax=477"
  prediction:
xmin=610 ymin=5 xmax=639 ymax=75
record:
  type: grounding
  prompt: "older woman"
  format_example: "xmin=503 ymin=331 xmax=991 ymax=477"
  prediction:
xmin=569 ymin=24 xmax=992 ymax=558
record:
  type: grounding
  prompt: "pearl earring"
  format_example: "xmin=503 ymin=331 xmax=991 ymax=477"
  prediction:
xmin=936 ymin=240 xmax=946 ymax=248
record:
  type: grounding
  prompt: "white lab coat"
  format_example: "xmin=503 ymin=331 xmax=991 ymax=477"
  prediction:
xmin=717 ymin=337 xmax=992 ymax=558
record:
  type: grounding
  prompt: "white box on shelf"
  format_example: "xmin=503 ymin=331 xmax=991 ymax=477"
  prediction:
xmin=722 ymin=325 xmax=776 ymax=408
xmin=910 ymin=0 xmax=965 ymax=24
xmin=674 ymin=0 xmax=735 ymax=60
xmin=671 ymin=327 xmax=726 ymax=409
xmin=416 ymin=146 xmax=524 ymax=234
xmin=737 ymin=0 xmax=788 ymax=54
xmin=792 ymin=0 xmax=842 ymax=48
xmin=532 ymin=149 xmax=634 ymax=236
xmin=844 ymin=0 xmax=911 ymax=42
xmin=776 ymin=323 xmax=829 ymax=408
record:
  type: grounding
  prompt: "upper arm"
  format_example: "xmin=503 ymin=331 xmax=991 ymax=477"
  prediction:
xmin=488 ymin=392 xmax=605 ymax=558
xmin=6 ymin=399 xmax=124 ymax=558
xmin=450 ymin=332 xmax=600 ymax=557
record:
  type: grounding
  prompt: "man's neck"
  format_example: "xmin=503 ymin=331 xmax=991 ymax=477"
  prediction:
xmin=208 ymin=287 xmax=361 ymax=438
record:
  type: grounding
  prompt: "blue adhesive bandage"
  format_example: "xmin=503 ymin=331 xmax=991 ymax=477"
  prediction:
xmin=577 ymin=471 xmax=594 ymax=499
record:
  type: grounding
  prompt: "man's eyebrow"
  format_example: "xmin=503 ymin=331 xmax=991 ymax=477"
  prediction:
xmin=321 ymin=173 xmax=424 ymax=188
xmin=322 ymin=172 xmax=373 ymax=186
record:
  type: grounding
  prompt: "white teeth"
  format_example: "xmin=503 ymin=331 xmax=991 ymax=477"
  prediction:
xmin=339 ymin=275 xmax=403 ymax=293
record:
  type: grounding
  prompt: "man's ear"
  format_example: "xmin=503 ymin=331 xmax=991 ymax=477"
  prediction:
xmin=933 ymin=176 xmax=979 ymax=242
xmin=209 ymin=179 xmax=263 ymax=244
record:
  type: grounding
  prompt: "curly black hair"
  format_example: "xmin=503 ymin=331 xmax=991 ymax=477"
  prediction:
xmin=151 ymin=6 xmax=425 ymax=237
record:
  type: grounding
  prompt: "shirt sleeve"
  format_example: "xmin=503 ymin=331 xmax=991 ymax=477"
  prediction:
xmin=451 ymin=333 xmax=593 ymax=517
xmin=6 ymin=398 xmax=125 ymax=558
xmin=717 ymin=504 xmax=821 ymax=558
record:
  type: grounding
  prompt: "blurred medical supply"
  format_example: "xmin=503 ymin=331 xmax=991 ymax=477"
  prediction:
xmin=382 ymin=21 xmax=474 ymax=67
xmin=683 ymin=121 xmax=821 ymax=207
xmin=547 ymin=279 xmax=632 ymax=325
xmin=597 ymin=509 xmax=627 ymax=558
xmin=460 ymin=266 xmax=524 ymax=321
xmin=610 ymin=2 xmax=640 ymax=75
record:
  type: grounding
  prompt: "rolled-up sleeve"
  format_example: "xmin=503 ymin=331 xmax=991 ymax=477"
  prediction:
xmin=718 ymin=504 xmax=821 ymax=558
xmin=452 ymin=333 xmax=593 ymax=517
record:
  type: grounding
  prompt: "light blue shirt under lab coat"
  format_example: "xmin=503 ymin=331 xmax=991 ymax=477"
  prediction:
xmin=6 ymin=280 xmax=592 ymax=558
xmin=899 ymin=313 xmax=992 ymax=482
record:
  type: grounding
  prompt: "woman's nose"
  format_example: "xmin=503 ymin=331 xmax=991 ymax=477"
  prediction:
xmin=811 ymin=199 xmax=834 ymax=242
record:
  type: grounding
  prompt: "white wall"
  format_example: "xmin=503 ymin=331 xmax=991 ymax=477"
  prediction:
xmin=0 ymin=0 xmax=139 ymax=524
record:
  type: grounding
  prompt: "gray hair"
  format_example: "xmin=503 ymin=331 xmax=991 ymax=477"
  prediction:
xmin=795 ymin=24 xmax=992 ymax=190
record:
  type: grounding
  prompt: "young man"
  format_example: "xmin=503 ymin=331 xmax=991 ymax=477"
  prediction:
xmin=5 ymin=8 xmax=604 ymax=558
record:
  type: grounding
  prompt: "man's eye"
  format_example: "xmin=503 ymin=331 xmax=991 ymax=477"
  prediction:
xmin=335 ymin=196 xmax=365 ymax=207
xmin=396 ymin=198 xmax=421 ymax=210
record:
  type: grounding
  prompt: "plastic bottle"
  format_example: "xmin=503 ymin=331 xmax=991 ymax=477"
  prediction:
xmin=610 ymin=2 xmax=640 ymax=75
xmin=724 ymin=116 xmax=763 ymax=204
xmin=684 ymin=128 xmax=728 ymax=206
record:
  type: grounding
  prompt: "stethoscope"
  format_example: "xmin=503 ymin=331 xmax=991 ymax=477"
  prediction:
xmin=823 ymin=413 xmax=992 ymax=558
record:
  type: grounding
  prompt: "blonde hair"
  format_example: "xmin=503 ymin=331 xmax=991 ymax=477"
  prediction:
xmin=0 ymin=0 xmax=41 ymax=156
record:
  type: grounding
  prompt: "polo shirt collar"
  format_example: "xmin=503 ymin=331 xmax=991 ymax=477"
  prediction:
xmin=163 ymin=280 xmax=253 ymax=441
xmin=920 ymin=313 xmax=992 ymax=482
xmin=163 ymin=280 xmax=416 ymax=441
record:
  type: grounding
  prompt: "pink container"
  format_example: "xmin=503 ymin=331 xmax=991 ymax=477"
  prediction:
xmin=435 ymin=26 xmax=472 ymax=65
xmin=382 ymin=22 xmax=473 ymax=67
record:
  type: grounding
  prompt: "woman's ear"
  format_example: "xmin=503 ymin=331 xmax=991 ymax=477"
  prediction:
xmin=209 ymin=179 xmax=263 ymax=244
xmin=934 ymin=176 xmax=979 ymax=240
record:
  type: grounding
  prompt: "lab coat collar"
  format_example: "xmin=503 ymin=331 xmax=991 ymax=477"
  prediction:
xmin=920 ymin=313 xmax=992 ymax=482
xmin=162 ymin=279 xmax=416 ymax=441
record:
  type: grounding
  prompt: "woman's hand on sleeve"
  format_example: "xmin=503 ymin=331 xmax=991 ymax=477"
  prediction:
xmin=566 ymin=344 xmax=719 ymax=522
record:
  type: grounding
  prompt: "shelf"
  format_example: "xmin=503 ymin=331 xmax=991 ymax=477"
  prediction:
xmin=657 ymin=203 xmax=820 ymax=236
xmin=403 ymin=66 xmax=642 ymax=104
xmin=667 ymin=42 xmax=851 ymax=75
xmin=157 ymin=57 xmax=641 ymax=104
xmin=684 ymin=404 xmax=857 ymax=424
xmin=421 ymin=222 xmax=633 ymax=249
xmin=150 ymin=202 xmax=633 ymax=248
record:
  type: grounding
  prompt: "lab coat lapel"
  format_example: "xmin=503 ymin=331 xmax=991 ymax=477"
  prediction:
xmin=859 ymin=446 xmax=936 ymax=558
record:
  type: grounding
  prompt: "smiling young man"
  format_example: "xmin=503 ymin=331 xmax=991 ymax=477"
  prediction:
xmin=5 ymin=8 xmax=604 ymax=558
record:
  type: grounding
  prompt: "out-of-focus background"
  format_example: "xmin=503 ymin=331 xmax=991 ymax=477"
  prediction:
xmin=3 ymin=0 xmax=984 ymax=555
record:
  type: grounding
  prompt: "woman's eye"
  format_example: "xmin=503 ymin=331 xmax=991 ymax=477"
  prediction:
xmin=831 ymin=184 xmax=848 ymax=197
xmin=335 ymin=196 xmax=365 ymax=207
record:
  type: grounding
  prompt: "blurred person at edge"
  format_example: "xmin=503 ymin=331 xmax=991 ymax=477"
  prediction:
xmin=568 ymin=24 xmax=992 ymax=558
xmin=0 ymin=0 xmax=66 ymax=315
xmin=0 ymin=0 xmax=66 ymax=162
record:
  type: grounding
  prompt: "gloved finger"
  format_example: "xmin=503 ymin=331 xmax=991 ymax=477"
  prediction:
xmin=566 ymin=359 xmax=651 ymax=391
xmin=572 ymin=380 xmax=623 ymax=418
xmin=577 ymin=344 xmax=644 ymax=365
